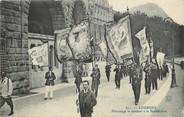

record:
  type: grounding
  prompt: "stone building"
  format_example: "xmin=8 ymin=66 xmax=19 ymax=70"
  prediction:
xmin=0 ymin=0 xmax=114 ymax=94
xmin=88 ymin=0 xmax=114 ymax=61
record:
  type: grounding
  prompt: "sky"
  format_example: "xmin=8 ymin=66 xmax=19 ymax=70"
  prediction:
xmin=108 ymin=0 xmax=184 ymax=25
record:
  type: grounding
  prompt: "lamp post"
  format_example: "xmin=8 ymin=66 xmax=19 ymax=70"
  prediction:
xmin=164 ymin=17 xmax=177 ymax=88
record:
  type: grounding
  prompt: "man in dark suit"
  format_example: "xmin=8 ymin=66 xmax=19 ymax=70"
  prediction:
xmin=44 ymin=67 xmax=56 ymax=100
xmin=143 ymin=62 xmax=152 ymax=95
xmin=105 ymin=64 xmax=111 ymax=82
xmin=77 ymin=80 xmax=97 ymax=117
xmin=132 ymin=64 xmax=143 ymax=105
xmin=114 ymin=65 xmax=121 ymax=89
xmin=150 ymin=62 xmax=159 ymax=90
xmin=91 ymin=64 xmax=100 ymax=97
xmin=73 ymin=65 xmax=83 ymax=93
xmin=128 ymin=65 xmax=134 ymax=84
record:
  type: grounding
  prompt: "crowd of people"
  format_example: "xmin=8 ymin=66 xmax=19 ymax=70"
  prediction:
xmin=73 ymin=59 xmax=169 ymax=116
xmin=0 ymin=59 xmax=169 ymax=117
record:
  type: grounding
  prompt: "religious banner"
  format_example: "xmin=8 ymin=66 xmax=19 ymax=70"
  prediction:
xmin=135 ymin=27 xmax=150 ymax=56
xmin=54 ymin=28 xmax=73 ymax=63
xmin=135 ymin=27 xmax=150 ymax=64
xmin=106 ymin=51 xmax=116 ymax=65
xmin=139 ymin=48 xmax=149 ymax=65
xmin=106 ymin=16 xmax=133 ymax=64
xmin=98 ymin=40 xmax=115 ymax=65
xmin=156 ymin=52 xmax=165 ymax=69
xmin=28 ymin=43 xmax=48 ymax=66
xmin=67 ymin=21 xmax=92 ymax=62
xmin=97 ymin=38 xmax=107 ymax=58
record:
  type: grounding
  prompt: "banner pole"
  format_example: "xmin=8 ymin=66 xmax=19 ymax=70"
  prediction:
xmin=127 ymin=7 xmax=136 ymax=65
xmin=88 ymin=12 xmax=96 ymax=68
xmin=104 ymin=24 xmax=108 ymax=65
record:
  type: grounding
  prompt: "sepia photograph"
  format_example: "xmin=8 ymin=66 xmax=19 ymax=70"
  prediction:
xmin=0 ymin=0 xmax=184 ymax=117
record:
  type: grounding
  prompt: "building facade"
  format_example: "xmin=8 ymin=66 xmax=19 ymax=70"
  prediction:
xmin=0 ymin=0 xmax=114 ymax=94
xmin=88 ymin=0 xmax=114 ymax=61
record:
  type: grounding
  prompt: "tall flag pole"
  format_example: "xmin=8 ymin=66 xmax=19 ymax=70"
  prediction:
xmin=105 ymin=25 xmax=108 ymax=65
xmin=93 ymin=23 xmax=96 ymax=66
xmin=127 ymin=6 xmax=136 ymax=65
xmin=87 ymin=13 xmax=95 ymax=67
xmin=149 ymin=32 xmax=154 ymax=62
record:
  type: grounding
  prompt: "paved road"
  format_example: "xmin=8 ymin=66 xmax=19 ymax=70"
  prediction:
xmin=150 ymin=65 xmax=184 ymax=117
xmin=0 ymin=62 xmax=176 ymax=117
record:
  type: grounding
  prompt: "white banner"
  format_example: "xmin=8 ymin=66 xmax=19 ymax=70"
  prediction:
xmin=156 ymin=52 xmax=165 ymax=69
xmin=150 ymin=38 xmax=154 ymax=59
xmin=135 ymin=27 xmax=150 ymax=64
xmin=139 ymin=49 xmax=149 ymax=65
xmin=28 ymin=43 xmax=48 ymax=66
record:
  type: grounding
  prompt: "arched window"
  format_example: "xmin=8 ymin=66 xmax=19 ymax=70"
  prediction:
xmin=28 ymin=1 xmax=53 ymax=35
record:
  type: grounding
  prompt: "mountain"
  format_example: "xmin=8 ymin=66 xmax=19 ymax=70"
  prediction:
xmin=129 ymin=3 xmax=168 ymax=19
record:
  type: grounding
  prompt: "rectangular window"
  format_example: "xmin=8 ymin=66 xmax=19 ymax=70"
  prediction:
xmin=0 ymin=39 xmax=7 ymax=73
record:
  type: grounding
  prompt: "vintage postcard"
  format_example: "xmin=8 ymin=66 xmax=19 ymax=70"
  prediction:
xmin=0 ymin=0 xmax=184 ymax=117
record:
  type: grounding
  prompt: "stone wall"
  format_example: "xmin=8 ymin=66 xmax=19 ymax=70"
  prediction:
xmin=1 ymin=0 xmax=30 ymax=94
xmin=0 ymin=0 xmax=114 ymax=94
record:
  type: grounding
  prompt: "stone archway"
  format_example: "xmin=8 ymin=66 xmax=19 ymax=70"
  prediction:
xmin=28 ymin=0 xmax=71 ymax=33
xmin=0 ymin=0 xmax=76 ymax=94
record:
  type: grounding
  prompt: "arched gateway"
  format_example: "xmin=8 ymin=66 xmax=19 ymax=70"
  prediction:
xmin=0 ymin=0 xmax=81 ymax=94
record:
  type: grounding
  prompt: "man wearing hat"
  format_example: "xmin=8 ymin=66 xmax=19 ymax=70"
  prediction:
xmin=90 ymin=64 xmax=101 ymax=97
xmin=105 ymin=63 xmax=111 ymax=82
xmin=114 ymin=65 xmax=121 ymax=89
xmin=0 ymin=71 xmax=14 ymax=116
xmin=44 ymin=67 xmax=56 ymax=100
xmin=73 ymin=65 xmax=83 ymax=93
xmin=150 ymin=61 xmax=159 ymax=90
xmin=143 ymin=61 xmax=152 ymax=95
xmin=132 ymin=64 xmax=143 ymax=105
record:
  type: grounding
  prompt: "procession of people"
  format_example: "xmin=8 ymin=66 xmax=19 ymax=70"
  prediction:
xmin=0 ymin=7 xmax=171 ymax=117
xmin=71 ymin=55 xmax=169 ymax=117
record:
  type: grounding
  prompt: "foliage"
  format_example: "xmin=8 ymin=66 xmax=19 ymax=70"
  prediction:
xmin=114 ymin=11 xmax=184 ymax=57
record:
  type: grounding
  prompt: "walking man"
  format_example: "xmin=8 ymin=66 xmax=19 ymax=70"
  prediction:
xmin=114 ymin=65 xmax=121 ymax=89
xmin=77 ymin=80 xmax=97 ymax=117
xmin=73 ymin=65 xmax=83 ymax=93
xmin=132 ymin=64 xmax=143 ymax=105
xmin=105 ymin=64 xmax=111 ymax=82
xmin=150 ymin=62 xmax=159 ymax=90
xmin=44 ymin=67 xmax=56 ymax=100
xmin=91 ymin=64 xmax=100 ymax=97
xmin=128 ymin=65 xmax=134 ymax=84
xmin=0 ymin=71 xmax=14 ymax=116
xmin=144 ymin=62 xmax=152 ymax=95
